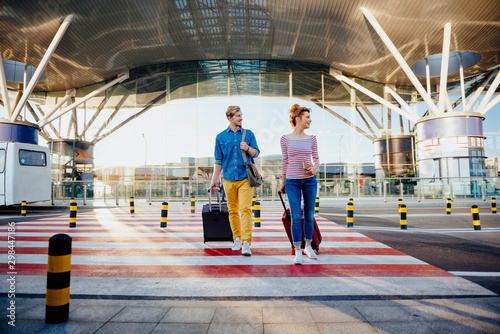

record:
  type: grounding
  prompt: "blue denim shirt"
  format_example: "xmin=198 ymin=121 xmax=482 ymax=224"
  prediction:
xmin=214 ymin=127 xmax=260 ymax=181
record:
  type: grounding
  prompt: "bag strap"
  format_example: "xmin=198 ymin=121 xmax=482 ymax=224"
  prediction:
xmin=241 ymin=129 xmax=249 ymax=164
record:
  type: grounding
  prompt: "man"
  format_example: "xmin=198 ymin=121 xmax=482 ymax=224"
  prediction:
xmin=210 ymin=106 xmax=260 ymax=256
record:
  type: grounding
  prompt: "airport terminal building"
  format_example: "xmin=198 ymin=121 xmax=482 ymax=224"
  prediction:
xmin=0 ymin=0 xmax=499 ymax=203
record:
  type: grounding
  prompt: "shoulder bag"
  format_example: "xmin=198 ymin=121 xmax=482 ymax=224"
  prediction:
xmin=241 ymin=129 xmax=263 ymax=187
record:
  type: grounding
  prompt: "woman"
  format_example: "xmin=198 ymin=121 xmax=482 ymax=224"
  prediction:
xmin=280 ymin=104 xmax=320 ymax=265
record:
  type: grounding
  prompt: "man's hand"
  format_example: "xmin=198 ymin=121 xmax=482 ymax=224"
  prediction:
xmin=240 ymin=142 xmax=250 ymax=152
xmin=208 ymin=181 xmax=219 ymax=192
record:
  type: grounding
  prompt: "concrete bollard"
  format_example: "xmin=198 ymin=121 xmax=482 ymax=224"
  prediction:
xmin=492 ymin=197 xmax=497 ymax=214
xmin=21 ymin=201 xmax=27 ymax=216
xmin=400 ymin=204 xmax=407 ymax=230
xmin=446 ymin=198 xmax=452 ymax=215
xmin=254 ymin=201 xmax=261 ymax=227
xmin=161 ymin=202 xmax=168 ymax=228
xmin=471 ymin=205 xmax=481 ymax=230
xmin=191 ymin=195 xmax=195 ymax=213
xmin=315 ymin=197 xmax=320 ymax=215
xmin=45 ymin=234 xmax=72 ymax=324
xmin=129 ymin=197 xmax=135 ymax=214
xmin=398 ymin=198 xmax=403 ymax=208
xmin=346 ymin=202 xmax=354 ymax=228
xmin=69 ymin=202 xmax=77 ymax=228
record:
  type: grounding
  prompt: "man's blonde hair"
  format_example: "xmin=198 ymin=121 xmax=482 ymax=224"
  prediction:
xmin=226 ymin=105 xmax=241 ymax=118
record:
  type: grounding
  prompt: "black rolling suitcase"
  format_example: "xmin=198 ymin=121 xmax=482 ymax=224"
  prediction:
xmin=278 ymin=191 xmax=322 ymax=251
xmin=202 ymin=189 xmax=233 ymax=243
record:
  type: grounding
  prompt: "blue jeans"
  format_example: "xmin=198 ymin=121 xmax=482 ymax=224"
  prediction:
xmin=285 ymin=176 xmax=317 ymax=247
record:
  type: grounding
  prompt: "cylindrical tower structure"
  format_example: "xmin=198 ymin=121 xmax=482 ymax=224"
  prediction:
xmin=373 ymin=135 xmax=415 ymax=179
xmin=0 ymin=119 xmax=40 ymax=144
xmin=416 ymin=112 xmax=486 ymax=197
xmin=48 ymin=140 xmax=95 ymax=199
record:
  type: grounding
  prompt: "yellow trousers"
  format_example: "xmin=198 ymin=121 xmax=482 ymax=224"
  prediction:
xmin=222 ymin=178 xmax=253 ymax=244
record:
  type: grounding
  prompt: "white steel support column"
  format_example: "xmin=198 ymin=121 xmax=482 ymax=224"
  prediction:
xmin=465 ymin=70 xmax=497 ymax=111
xmin=10 ymin=15 xmax=74 ymax=121
xmin=39 ymin=73 xmax=129 ymax=127
xmin=0 ymin=52 xmax=12 ymax=118
xmin=425 ymin=58 xmax=431 ymax=97
xmin=385 ymin=85 xmax=419 ymax=119
xmin=23 ymin=64 xmax=27 ymax=119
xmin=482 ymin=94 xmax=500 ymax=115
xmin=38 ymin=89 xmax=75 ymax=124
xmin=331 ymin=70 xmax=419 ymax=123
xmin=361 ymin=8 xmax=440 ymax=116
xmin=438 ymin=23 xmax=452 ymax=114
xmin=477 ymin=72 xmax=500 ymax=115
xmin=458 ymin=53 xmax=467 ymax=109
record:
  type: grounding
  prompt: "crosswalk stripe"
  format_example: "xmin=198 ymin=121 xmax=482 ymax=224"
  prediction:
xmin=15 ymin=263 xmax=451 ymax=278
xmin=10 ymin=254 xmax=424 ymax=266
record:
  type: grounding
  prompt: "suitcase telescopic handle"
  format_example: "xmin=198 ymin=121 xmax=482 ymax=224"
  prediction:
xmin=278 ymin=191 xmax=287 ymax=212
xmin=207 ymin=187 xmax=222 ymax=213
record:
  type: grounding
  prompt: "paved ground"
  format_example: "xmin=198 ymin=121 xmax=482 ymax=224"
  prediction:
xmin=317 ymin=198 xmax=500 ymax=295
xmin=0 ymin=198 xmax=499 ymax=333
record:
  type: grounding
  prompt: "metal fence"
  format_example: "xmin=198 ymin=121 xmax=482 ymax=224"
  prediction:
xmin=52 ymin=177 xmax=500 ymax=204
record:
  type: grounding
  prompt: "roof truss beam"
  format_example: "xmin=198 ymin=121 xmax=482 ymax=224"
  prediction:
xmin=11 ymin=15 xmax=74 ymax=122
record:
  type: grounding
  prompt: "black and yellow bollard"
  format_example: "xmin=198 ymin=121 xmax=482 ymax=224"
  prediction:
xmin=254 ymin=201 xmax=261 ymax=227
xmin=70 ymin=198 xmax=75 ymax=204
xmin=69 ymin=202 xmax=77 ymax=228
xmin=349 ymin=198 xmax=353 ymax=204
xmin=398 ymin=198 xmax=403 ymax=208
xmin=129 ymin=197 xmax=135 ymax=213
xmin=190 ymin=196 xmax=195 ymax=213
xmin=252 ymin=196 xmax=256 ymax=214
xmin=346 ymin=202 xmax=354 ymax=228
xmin=161 ymin=202 xmax=168 ymax=228
xmin=315 ymin=197 xmax=320 ymax=215
xmin=446 ymin=198 xmax=452 ymax=215
xmin=492 ymin=197 xmax=497 ymax=214
xmin=45 ymin=233 xmax=72 ymax=324
xmin=21 ymin=201 xmax=27 ymax=216
xmin=400 ymin=204 xmax=407 ymax=230
xmin=471 ymin=205 xmax=481 ymax=230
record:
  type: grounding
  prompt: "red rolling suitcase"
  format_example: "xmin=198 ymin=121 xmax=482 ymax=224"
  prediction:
xmin=278 ymin=191 xmax=321 ymax=251
xmin=202 ymin=189 xmax=233 ymax=243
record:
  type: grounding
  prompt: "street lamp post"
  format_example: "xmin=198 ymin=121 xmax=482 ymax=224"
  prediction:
xmin=339 ymin=134 xmax=343 ymax=196
xmin=142 ymin=134 xmax=147 ymax=176
xmin=339 ymin=134 xmax=343 ymax=179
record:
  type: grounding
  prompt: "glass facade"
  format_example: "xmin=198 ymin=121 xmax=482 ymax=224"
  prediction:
xmin=17 ymin=60 xmax=500 ymax=200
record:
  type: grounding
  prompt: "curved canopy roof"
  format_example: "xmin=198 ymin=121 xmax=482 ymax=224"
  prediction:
xmin=1 ymin=0 xmax=499 ymax=92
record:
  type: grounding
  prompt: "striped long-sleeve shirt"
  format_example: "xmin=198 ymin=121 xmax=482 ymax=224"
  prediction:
xmin=280 ymin=135 xmax=320 ymax=179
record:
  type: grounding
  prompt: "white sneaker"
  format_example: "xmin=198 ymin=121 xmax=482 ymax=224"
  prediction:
xmin=242 ymin=241 xmax=252 ymax=256
xmin=232 ymin=237 xmax=241 ymax=251
xmin=304 ymin=246 xmax=318 ymax=259
xmin=294 ymin=250 xmax=303 ymax=265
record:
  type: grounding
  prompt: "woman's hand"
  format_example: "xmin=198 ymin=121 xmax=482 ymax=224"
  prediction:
xmin=279 ymin=183 xmax=286 ymax=194
xmin=306 ymin=165 xmax=317 ymax=176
